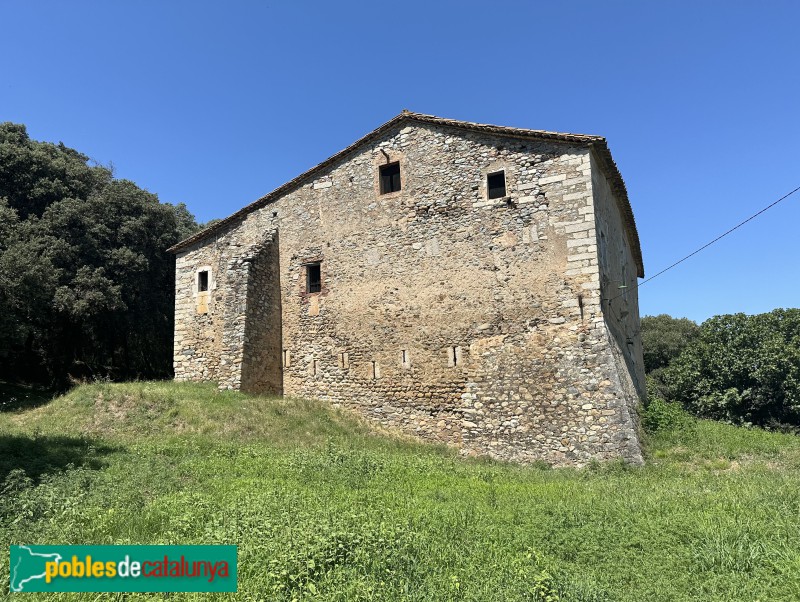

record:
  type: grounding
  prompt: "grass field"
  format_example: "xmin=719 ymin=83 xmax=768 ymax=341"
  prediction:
xmin=1 ymin=381 xmax=799 ymax=601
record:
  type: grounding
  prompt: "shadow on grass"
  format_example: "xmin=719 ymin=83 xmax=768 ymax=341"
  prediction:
xmin=0 ymin=381 xmax=60 ymax=412
xmin=0 ymin=434 xmax=118 ymax=484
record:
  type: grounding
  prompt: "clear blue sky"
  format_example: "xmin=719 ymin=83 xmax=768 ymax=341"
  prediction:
xmin=2 ymin=1 xmax=798 ymax=322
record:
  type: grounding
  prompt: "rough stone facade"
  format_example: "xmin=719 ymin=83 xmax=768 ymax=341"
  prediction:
xmin=170 ymin=112 xmax=646 ymax=466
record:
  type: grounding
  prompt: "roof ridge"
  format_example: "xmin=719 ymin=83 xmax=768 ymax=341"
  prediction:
xmin=405 ymin=111 xmax=606 ymax=142
xmin=167 ymin=111 xmax=643 ymax=277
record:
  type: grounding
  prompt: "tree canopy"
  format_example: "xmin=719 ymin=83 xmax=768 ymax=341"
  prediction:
xmin=643 ymin=309 xmax=800 ymax=430
xmin=640 ymin=314 xmax=699 ymax=374
xmin=0 ymin=122 xmax=200 ymax=386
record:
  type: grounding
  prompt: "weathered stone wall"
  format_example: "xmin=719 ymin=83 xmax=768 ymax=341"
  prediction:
xmin=173 ymin=121 xmax=644 ymax=465
xmin=240 ymin=232 xmax=283 ymax=394
xmin=590 ymin=152 xmax=646 ymax=398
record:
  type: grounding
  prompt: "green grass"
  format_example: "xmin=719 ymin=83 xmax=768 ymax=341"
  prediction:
xmin=1 ymin=381 xmax=799 ymax=601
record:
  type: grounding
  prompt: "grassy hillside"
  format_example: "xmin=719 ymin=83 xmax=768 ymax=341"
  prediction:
xmin=1 ymin=381 xmax=799 ymax=601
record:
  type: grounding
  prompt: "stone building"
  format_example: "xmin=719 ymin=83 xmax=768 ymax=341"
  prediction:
xmin=168 ymin=111 xmax=646 ymax=466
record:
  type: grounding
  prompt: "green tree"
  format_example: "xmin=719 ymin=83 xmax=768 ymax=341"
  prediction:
xmin=0 ymin=123 xmax=200 ymax=385
xmin=662 ymin=309 xmax=800 ymax=429
xmin=640 ymin=314 xmax=699 ymax=374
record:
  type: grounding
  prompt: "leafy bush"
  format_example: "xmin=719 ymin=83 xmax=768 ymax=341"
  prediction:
xmin=642 ymin=385 xmax=691 ymax=435
xmin=661 ymin=309 xmax=800 ymax=429
xmin=640 ymin=314 xmax=699 ymax=374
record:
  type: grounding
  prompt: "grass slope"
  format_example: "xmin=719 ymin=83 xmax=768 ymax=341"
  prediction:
xmin=1 ymin=381 xmax=799 ymax=601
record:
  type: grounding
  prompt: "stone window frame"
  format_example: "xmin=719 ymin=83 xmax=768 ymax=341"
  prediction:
xmin=368 ymin=360 xmax=381 ymax=379
xmin=400 ymin=348 xmax=411 ymax=369
xmin=446 ymin=346 xmax=463 ymax=368
xmin=379 ymin=162 xmax=401 ymax=195
xmin=194 ymin=265 xmax=213 ymax=295
xmin=480 ymin=161 xmax=515 ymax=202
xmin=194 ymin=265 xmax=213 ymax=315
xmin=373 ymin=150 xmax=408 ymax=200
xmin=300 ymin=257 xmax=327 ymax=298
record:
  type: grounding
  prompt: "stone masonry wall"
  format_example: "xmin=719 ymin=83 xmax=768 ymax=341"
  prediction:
xmin=591 ymin=153 xmax=646 ymax=399
xmin=240 ymin=232 xmax=283 ymax=394
xmin=173 ymin=121 xmax=644 ymax=466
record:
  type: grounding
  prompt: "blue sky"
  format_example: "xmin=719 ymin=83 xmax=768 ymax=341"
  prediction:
xmin=2 ymin=1 xmax=798 ymax=322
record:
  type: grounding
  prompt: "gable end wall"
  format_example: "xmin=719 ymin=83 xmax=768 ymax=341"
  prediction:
xmin=173 ymin=123 xmax=643 ymax=466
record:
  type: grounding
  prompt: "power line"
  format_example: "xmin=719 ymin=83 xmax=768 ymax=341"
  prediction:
xmin=606 ymin=184 xmax=800 ymax=304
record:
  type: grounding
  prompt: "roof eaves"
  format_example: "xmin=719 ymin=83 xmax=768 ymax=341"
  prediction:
xmin=168 ymin=111 xmax=643 ymax=277
xmin=587 ymin=140 xmax=645 ymax=278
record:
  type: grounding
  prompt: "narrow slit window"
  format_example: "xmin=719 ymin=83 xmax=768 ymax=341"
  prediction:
xmin=198 ymin=270 xmax=209 ymax=292
xmin=487 ymin=170 xmax=506 ymax=199
xmin=379 ymin=162 xmax=401 ymax=194
xmin=306 ymin=262 xmax=321 ymax=293
xmin=283 ymin=349 xmax=291 ymax=368
xmin=452 ymin=346 xmax=459 ymax=366
xmin=312 ymin=359 xmax=319 ymax=376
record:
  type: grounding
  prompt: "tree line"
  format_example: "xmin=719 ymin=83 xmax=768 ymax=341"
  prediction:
xmin=642 ymin=310 xmax=800 ymax=431
xmin=0 ymin=123 xmax=201 ymax=387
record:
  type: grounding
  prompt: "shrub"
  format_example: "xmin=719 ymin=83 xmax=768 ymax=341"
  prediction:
xmin=661 ymin=309 xmax=800 ymax=428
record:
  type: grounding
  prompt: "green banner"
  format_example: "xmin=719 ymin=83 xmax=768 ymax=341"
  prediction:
xmin=9 ymin=545 xmax=237 ymax=592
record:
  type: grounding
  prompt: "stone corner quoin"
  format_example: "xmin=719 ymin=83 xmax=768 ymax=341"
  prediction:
xmin=170 ymin=113 xmax=646 ymax=467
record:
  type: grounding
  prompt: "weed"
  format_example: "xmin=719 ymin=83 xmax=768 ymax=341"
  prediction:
xmin=0 ymin=381 xmax=797 ymax=600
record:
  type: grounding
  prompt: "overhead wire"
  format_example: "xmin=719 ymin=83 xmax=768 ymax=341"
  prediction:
xmin=604 ymin=184 xmax=800 ymax=304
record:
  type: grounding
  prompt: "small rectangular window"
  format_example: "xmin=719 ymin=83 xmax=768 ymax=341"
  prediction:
xmin=306 ymin=262 xmax=321 ymax=293
xmin=379 ymin=162 xmax=401 ymax=194
xmin=198 ymin=270 xmax=209 ymax=292
xmin=487 ymin=170 xmax=506 ymax=199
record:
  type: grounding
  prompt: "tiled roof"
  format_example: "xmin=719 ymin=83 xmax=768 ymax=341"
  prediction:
xmin=167 ymin=111 xmax=644 ymax=277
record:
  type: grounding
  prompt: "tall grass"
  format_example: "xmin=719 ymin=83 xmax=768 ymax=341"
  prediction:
xmin=1 ymin=382 xmax=798 ymax=601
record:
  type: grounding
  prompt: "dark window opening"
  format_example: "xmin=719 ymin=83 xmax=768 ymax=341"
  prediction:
xmin=379 ymin=162 xmax=401 ymax=194
xmin=198 ymin=270 xmax=209 ymax=292
xmin=451 ymin=346 xmax=459 ymax=366
xmin=306 ymin=263 xmax=321 ymax=293
xmin=487 ymin=170 xmax=506 ymax=199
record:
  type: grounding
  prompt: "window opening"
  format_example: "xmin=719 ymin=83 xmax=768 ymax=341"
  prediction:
xmin=198 ymin=270 xmax=209 ymax=292
xmin=487 ymin=170 xmax=506 ymax=199
xmin=379 ymin=162 xmax=401 ymax=194
xmin=306 ymin=262 xmax=321 ymax=293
